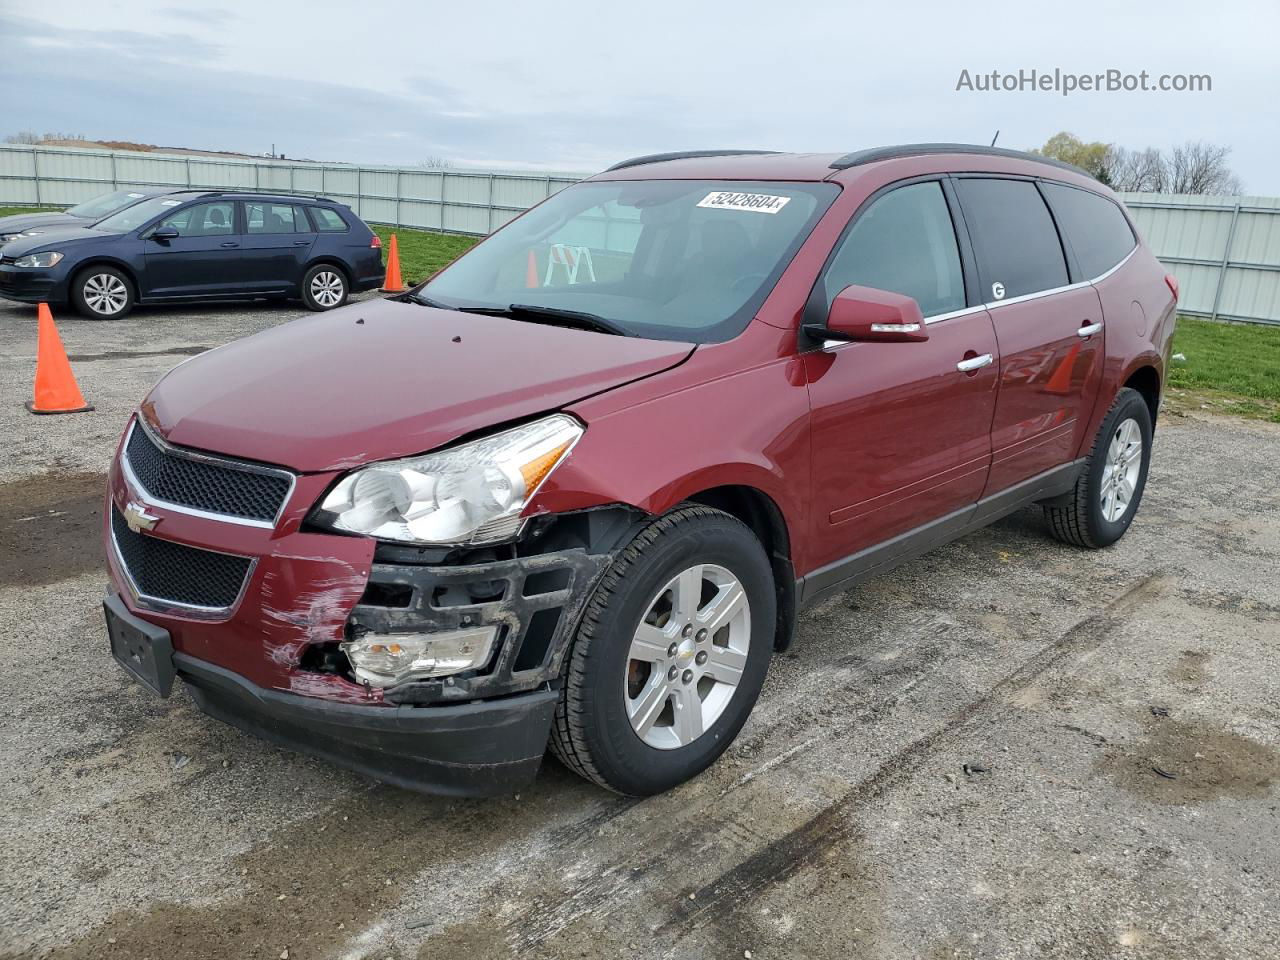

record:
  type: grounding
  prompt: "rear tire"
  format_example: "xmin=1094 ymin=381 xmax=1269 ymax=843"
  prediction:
xmin=71 ymin=266 xmax=134 ymax=320
xmin=550 ymin=506 xmax=775 ymax=796
xmin=301 ymin=264 xmax=348 ymax=311
xmin=1044 ymin=387 xmax=1153 ymax=548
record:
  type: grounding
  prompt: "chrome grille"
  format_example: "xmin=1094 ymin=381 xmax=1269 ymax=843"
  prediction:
xmin=124 ymin=420 xmax=293 ymax=524
xmin=111 ymin=505 xmax=253 ymax=612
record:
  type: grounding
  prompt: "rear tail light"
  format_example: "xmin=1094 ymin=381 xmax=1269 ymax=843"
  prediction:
xmin=370 ymin=235 xmax=382 ymax=249
xmin=1165 ymin=273 xmax=1179 ymax=302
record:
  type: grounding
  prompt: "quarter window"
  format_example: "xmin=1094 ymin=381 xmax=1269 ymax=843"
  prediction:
xmin=156 ymin=201 xmax=235 ymax=238
xmin=311 ymin=207 xmax=349 ymax=232
xmin=954 ymin=178 xmax=1068 ymax=301
xmin=245 ymin=202 xmax=307 ymax=234
xmin=1040 ymin=182 xmax=1136 ymax=279
xmin=823 ymin=181 xmax=966 ymax=317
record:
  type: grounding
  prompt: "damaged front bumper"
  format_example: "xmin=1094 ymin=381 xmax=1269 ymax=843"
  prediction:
xmin=104 ymin=435 xmax=621 ymax=795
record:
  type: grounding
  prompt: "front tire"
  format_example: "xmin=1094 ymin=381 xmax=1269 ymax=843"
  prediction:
xmin=301 ymin=264 xmax=348 ymax=311
xmin=551 ymin=506 xmax=775 ymax=796
xmin=71 ymin=266 xmax=134 ymax=320
xmin=1044 ymin=387 xmax=1153 ymax=548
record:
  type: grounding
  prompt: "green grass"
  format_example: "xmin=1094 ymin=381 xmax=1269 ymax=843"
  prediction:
xmin=369 ymin=224 xmax=477 ymax=284
xmin=1169 ymin=317 xmax=1280 ymax=400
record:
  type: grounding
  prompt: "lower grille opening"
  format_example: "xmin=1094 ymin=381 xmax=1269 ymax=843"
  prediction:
xmin=111 ymin=506 xmax=252 ymax=610
xmin=514 ymin=607 xmax=561 ymax=672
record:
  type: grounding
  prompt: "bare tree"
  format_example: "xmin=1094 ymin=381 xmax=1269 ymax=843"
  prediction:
xmin=1107 ymin=140 xmax=1242 ymax=195
xmin=418 ymin=156 xmax=454 ymax=169
xmin=1165 ymin=141 xmax=1243 ymax=195
xmin=4 ymin=131 xmax=40 ymax=144
xmin=1107 ymin=146 xmax=1168 ymax=193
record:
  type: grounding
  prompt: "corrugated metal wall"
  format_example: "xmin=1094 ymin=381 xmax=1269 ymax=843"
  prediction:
xmin=3 ymin=145 xmax=1279 ymax=326
xmin=0 ymin=143 xmax=580 ymax=237
xmin=1116 ymin=193 xmax=1280 ymax=326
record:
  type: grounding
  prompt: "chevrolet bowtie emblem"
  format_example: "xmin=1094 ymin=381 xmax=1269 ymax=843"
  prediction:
xmin=123 ymin=501 xmax=161 ymax=533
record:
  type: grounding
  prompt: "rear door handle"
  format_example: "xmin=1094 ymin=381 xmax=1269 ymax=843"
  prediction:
xmin=956 ymin=353 xmax=994 ymax=372
xmin=293 ymin=240 xmax=311 ymax=246
xmin=1078 ymin=321 xmax=1103 ymax=337
xmin=220 ymin=241 xmax=239 ymax=248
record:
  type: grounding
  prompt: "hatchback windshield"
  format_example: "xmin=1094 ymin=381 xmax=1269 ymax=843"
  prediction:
xmin=420 ymin=180 xmax=839 ymax=342
xmin=94 ymin=195 xmax=190 ymax=233
xmin=67 ymin=190 xmax=151 ymax=220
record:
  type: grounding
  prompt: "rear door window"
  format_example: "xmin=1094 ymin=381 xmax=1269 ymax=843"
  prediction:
xmin=245 ymin=202 xmax=307 ymax=234
xmin=822 ymin=181 xmax=966 ymax=317
xmin=311 ymin=207 xmax=349 ymax=232
xmin=954 ymin=178 xmax=1068 ymax=301
xmin=1040 ymin=182 xmax=1136 ymax=279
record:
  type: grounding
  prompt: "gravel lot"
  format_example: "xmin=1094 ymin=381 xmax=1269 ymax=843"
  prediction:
xmin=2 ymin=297 xmax=1278 ymax=960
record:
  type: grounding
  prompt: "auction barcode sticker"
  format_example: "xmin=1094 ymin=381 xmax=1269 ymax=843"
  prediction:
xmin=696 ymin=191 xmax=791 ymax=215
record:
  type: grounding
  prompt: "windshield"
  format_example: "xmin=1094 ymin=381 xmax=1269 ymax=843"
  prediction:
xmin=421 ymin=179 xmax=838 ymax=343
xmin=94 ymin=195 xmax=189 ymax=233
xmin=66 ymin=190 xmax=152 ymax=220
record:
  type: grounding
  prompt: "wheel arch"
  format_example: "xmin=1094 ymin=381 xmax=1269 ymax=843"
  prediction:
xmin=683 ymin=484 xmax=798 ymax=651
xmin=70 ymin=257 xmax=139 ymax=293
xmin=303 ymin=257 xmax=352 ymax=283
xmin=1122 ymin=364 xmax=1162 ymax=429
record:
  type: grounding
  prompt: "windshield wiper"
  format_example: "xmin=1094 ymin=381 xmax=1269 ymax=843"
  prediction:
xmin=406 ymin=292 xmax=455 ymax=310
xmin=461 ymin=303 xmax=632 ymax=337
xmin=409 ymin=296 xmax=632 ymax=336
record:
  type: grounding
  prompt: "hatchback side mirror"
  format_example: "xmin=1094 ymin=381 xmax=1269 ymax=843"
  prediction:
xmin=150 ymin=226 xmax=180 ymax=241
xmin=803 ymin=284 xmax=929 ymax=344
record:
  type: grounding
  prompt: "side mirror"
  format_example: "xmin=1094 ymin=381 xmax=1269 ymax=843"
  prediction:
xmin=150 ymin=226 xmax=180 ymax=241
xmin=803 ymin=284 xmax=929 ymax=344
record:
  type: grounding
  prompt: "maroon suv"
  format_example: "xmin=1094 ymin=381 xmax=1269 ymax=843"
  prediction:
xmin=104 ymin=144 xmax=1176 ymax=797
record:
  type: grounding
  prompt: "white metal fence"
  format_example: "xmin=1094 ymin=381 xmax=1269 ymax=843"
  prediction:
xmin=3 ymin=144 xmax=1279 ymax=326
xmin=1119 ymin=193 xmax=1280 ymax=327
xmin=0 ymin=143 xmax=581 ymax=236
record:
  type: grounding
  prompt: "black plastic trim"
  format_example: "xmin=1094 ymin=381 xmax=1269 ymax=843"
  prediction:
xmin=798 ymin=459 xmax=1086 ymax=607
xmin=176 ymin=652 xmax=557 ymax=797
xmin=606 ymin=149 xmax=781 ymax=172
xmin=830 ymin=143 xmax=1092 ymax=179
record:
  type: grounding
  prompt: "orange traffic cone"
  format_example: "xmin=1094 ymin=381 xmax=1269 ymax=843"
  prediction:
xmin=380 ymin=234 xmax=405 ymax=292
xmin=27 ymin=303 xmax=93 ymax=415
xmin=526 ymin=249 xmax=539 ymax=288
xmin=1044 ymin=341 xmax=1081 ymax=396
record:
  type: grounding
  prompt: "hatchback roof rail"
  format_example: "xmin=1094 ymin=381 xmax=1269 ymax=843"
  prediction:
xmin=829 ymin=143 xmax=1092 ymax=178
xmin=606 ymin=149 xmax=782 ymax=172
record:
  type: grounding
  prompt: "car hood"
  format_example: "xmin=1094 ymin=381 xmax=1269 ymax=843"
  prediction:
xmin=145 ymin=298 xmax=695 ymax=473
xmin=0 ymin=212 xmax=82 ymax=236
xmin=1 ymin=224 xmax=122 ymax=255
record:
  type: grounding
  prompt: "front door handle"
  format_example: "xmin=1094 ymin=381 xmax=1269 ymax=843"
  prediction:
xmin=956 ymin=353 xmax=994 ymax=373
xmin=1078 ymin=321 xmax=1103 ymax=337
xmin=220 ymin=241 xmax=239 ymax=248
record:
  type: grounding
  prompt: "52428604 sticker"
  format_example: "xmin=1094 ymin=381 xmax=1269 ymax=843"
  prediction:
xmin=696 ymin=191 xmax=792 ymax=215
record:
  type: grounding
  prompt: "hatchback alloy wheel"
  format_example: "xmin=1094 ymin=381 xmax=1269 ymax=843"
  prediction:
xmin=310 ymin=270 xmax=345 ymax=308
xmin=84 ymin=273 xmax=129 ymax=316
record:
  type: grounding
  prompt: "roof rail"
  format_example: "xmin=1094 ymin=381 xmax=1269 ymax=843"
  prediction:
xmin=606 ymin=149 xmax=782 ymax=172
xmin=829 ymin=143 xmax=1092 ymax=178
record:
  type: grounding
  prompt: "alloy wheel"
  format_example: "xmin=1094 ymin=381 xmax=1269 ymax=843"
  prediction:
xmin=84 ymin=273 xmax=128 ymax=316
xmin=624 ymin=562 xmax=751 ymax=750
xmin=310 ymin=270 xmax=344 ymax=307
xmin=1100 ymin=417 xmax=1143 ymax=522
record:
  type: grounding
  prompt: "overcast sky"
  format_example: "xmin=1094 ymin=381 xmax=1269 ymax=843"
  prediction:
xmin=2 ymin=0 xmax=1277 ymax=190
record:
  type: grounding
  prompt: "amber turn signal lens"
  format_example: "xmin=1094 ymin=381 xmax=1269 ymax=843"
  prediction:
xmin=518 ymin=440 xmax=573 ymax=492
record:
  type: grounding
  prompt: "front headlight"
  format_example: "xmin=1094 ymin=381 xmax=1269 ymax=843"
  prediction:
xmin=312 ymin=414 xmax=582 ymax=545
xmin=13 ymin=251 xmax=63 ymax=268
